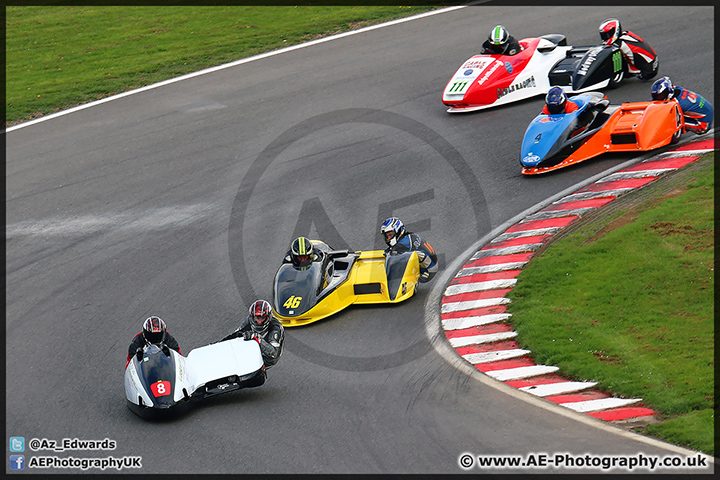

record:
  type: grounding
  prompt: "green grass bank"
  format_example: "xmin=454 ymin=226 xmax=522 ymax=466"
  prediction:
xmin=5 ymin=5 xmax=436 ymax=125
xmin=507 ymin=156 xmax=715 ymax=455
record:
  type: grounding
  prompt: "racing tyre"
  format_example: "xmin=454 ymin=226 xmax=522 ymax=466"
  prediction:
xmin=608 ymin=69 xmax=624 ymax=89
xmin=639 ymin=70 xmax=658 ymax=81
xmin=671 ymin=105 xmax=683 ymax=144
xmin=670 ymin=127 xmax=682 ymax=144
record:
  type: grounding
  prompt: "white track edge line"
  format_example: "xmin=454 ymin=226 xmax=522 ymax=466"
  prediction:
xmin=6 ymin=5 xmax=468 ymax=133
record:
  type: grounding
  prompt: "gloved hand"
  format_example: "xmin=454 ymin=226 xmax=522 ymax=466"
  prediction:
xmin=243 ymin=330 xmax=256 ymax=341
xmin=420 ymin=272 xmax=430 ymax=282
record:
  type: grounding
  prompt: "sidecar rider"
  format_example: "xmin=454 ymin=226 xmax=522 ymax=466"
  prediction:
xmin=599 ymin=18 xmax=658 ymax=80
xmin=283 ymin=236 xmax=336 ymax=285
xmin=127 ymin=316 xmax=181 ymax=364
xmin=650 ymin=76 xmax=713 ymax=135
xmin=284 ymin=236 xmax=324 ymax=270
xmin=480 ymin=25 xmax=522 ymax=56
xmin=381 ymin=217 xmax=438 ymax=283
xmin=219 ymin=300 xmax=284 ymax=368
xmin=542 ymin=87 xmax=580 ymax=115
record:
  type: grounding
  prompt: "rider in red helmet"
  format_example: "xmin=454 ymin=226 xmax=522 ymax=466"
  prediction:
xmin=599 ymin=18 xmax=658 ymax=80
xmin=219 ymin=300 xmax=285 ymax=368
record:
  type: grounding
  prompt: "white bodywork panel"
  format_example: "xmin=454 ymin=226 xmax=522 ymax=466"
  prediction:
xmin=186 ymin=338 xmax=264 ymax=389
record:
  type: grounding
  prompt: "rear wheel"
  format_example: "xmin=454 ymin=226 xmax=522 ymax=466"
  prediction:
xmin=671 ymin=105 xmax=683 ymax=144
xmin=671 ymin=127 xmax=682 ymax=144
xmin=608 ymin=68 xmax=624 ymax=88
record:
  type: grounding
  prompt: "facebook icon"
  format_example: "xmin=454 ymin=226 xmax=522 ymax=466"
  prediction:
xmin=10 ymin=455 xmax=25 ymax=470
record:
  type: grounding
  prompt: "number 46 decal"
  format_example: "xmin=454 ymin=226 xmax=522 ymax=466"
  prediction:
xmin=151 ymin=380 xmax=171 ymax=397
xmin=283 ymin=296 xmax=302 ymax=309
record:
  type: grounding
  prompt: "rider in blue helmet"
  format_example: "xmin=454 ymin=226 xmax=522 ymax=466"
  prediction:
xmin=381 ymin=217 xmax=438 ymax=283
xmin=542 ymin=86 xmax=579 ymax=115
xmin=651 ymin=76 xmax=713 ymax=135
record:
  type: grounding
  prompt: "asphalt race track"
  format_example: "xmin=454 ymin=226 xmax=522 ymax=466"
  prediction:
xmin=6 ymin=6 xmax=714 ymax=475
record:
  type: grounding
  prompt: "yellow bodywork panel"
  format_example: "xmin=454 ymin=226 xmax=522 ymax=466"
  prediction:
xmin=274 ymin=249 xmax=419 ymax=327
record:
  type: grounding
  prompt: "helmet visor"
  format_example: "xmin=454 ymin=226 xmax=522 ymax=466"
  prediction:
xmin=294 ymin=254 xmax=311 ymax=267
xmin=252 ymin=314 xmax=269 ymax=325
xmin=488 ymin=43 xmax=505 ymax=54
xmin=144 ymin=330 xmax=164 ymax=345
xmin=599 ymin=28 xmax=615 ymax=42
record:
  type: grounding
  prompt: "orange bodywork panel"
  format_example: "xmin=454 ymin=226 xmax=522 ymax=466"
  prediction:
xmin=522 ymin=100 xmax=683 ymax=175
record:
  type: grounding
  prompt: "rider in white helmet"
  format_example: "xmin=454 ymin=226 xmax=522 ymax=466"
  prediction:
xmin=481 ymin=25 xmax=522 ymax=56
xmin=380 ymin=217 xmax=438 ymax=283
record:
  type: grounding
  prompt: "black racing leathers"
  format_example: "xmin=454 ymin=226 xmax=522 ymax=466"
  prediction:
xmin=220 ymin=315 xmax=285 ymax=368
xmin=127 ymin=332 xmax=180 ymax=364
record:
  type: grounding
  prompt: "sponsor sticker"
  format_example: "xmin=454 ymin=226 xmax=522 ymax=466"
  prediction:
xmin=497 ymin=76 xmax=537 ymax=98
xmin=538 ymin=116 xmax=564 ymax=123
xmin=578 ymin=46 xmax=602 ymax=76
xmin=523 ymin=154 xmax=541 ymax=165
xmin=476 ymin=60 xmax=502 ymax=86
xmin=461 ymin=58 xmax=493 ymax=70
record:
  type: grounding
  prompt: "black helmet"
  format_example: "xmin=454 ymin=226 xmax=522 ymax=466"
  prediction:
xmin=142 ymin=316 xmax=166 ymax=345
xmin=290 ymin=236 xmax=314 ymax=268
xmin=249 ymin=299 xmax=272 ymax=335
xmin=545 ymin=86 xmax=568 ymax=115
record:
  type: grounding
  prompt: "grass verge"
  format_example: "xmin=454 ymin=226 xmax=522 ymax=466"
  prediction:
xmin=5 ymin=5 xmax=436 ymax=126
xmin=507 ymin=155 xmax=714 ymax=455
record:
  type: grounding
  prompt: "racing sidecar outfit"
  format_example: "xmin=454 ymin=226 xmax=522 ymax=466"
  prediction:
xmin=220 ymin=316 xmax=285 ymax=368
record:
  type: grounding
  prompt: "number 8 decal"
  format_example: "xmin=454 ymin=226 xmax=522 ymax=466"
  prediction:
xmin=151 ymin=380 xmax=171 ymax=397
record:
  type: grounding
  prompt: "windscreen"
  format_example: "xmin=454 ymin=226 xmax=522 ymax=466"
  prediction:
xmin=273 ymin=262 xmax=323 ymax=317
xmin=136 ymin=344 xmax=177 ymax=407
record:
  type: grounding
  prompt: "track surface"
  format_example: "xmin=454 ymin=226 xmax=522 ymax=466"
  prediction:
xmin=6 ymin=6 xmax=714 ymax=474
